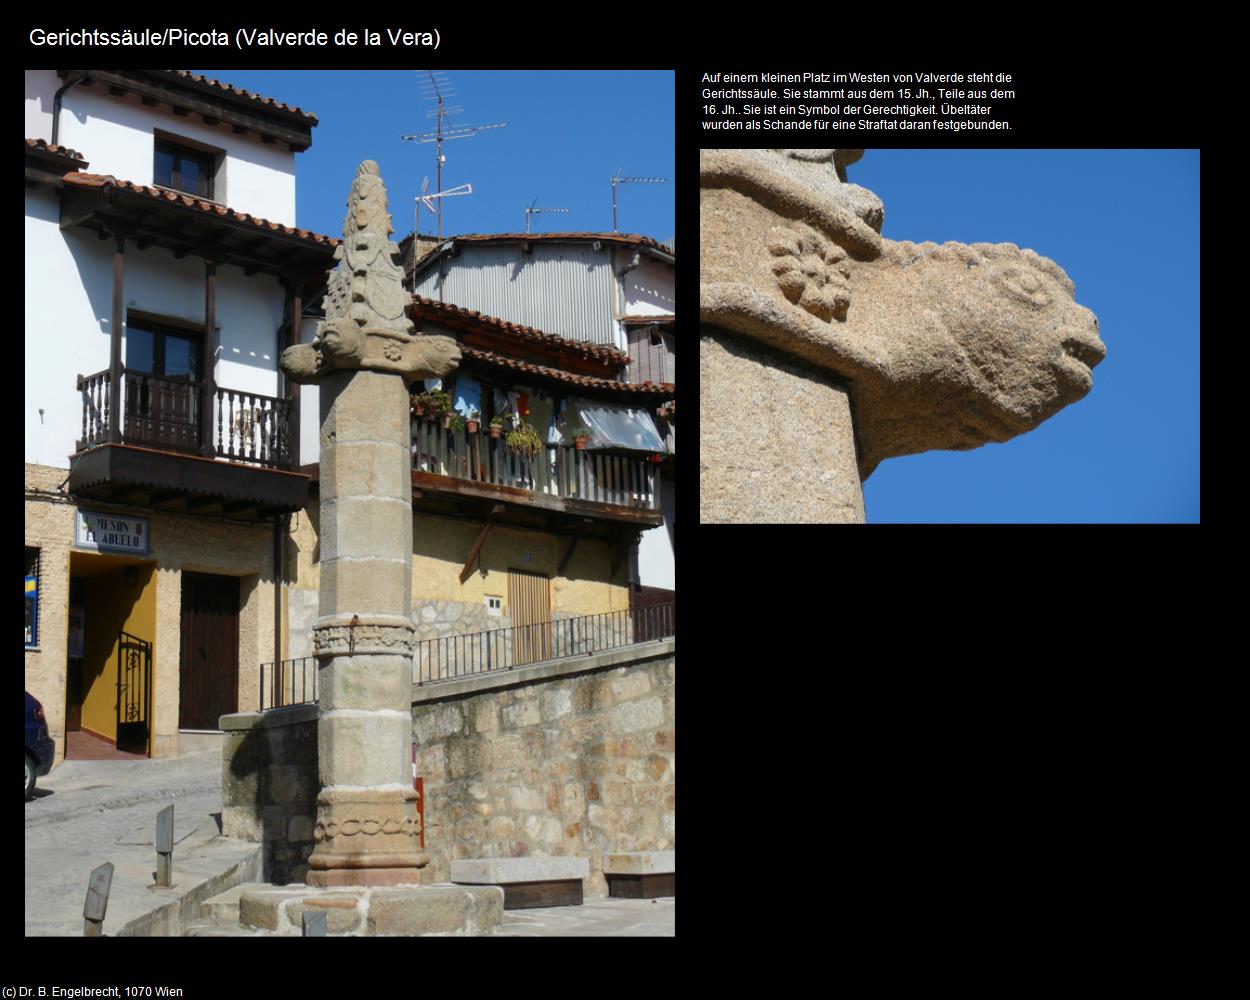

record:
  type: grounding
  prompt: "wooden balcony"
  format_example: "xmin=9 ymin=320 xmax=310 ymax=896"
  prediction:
xmin=410 ymin=416 xmax=663 ymax=532
xmin=70 ymin=369 xmax=308 ymax=518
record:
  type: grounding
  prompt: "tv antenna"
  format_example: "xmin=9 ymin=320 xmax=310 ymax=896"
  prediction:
xmin=523 ymin=196 xmax=570 ymax=234
xmin=610 ymin=168 xmax=667 ymax=233
xmin=400 ymin=71 xmax=507 ymax=238
xmin=412 ymin=177 xmax=473 ymax=272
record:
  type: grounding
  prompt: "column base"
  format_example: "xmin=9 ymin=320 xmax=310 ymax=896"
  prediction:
xmin=306 ymin=865 xmax=430 ymax=888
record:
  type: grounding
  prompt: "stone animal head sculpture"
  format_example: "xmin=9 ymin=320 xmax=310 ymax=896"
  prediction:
xmin=701 ymin=149 xmax=1105 ymax=479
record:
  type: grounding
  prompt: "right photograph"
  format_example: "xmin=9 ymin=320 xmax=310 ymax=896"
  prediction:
xmin=698 ymin=149 xmax=1199 ymax=523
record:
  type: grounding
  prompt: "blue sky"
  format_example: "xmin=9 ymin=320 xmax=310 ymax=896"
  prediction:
xmin=851 ymin=149 xmax=1200 ymax=523
xmin=195 ymin=70 xmax=674 ymax=244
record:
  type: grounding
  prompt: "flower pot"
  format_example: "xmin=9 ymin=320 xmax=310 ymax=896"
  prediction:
xmin=413 ymin=403 xmax=426 ymax=417
xmin=574 ymin=437 xmax=588 ymax=451
xmin=466 ymin=419 xmax=479 ymax=434
xmin=649 ymin=453 xmax=664 ymax=464
xmin=490 ymin=424 xmax=503 ymax=439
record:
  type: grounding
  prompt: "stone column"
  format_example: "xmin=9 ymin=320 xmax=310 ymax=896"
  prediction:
xmin=305 ymin=369 xmax=423 ymax=886
xmin=700 ymin=329 xmax=864 ymax=523
xmin=283 ymin=161 xmax=460 ymax=888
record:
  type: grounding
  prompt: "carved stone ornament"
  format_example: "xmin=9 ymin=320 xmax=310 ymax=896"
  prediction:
xmin=700 ymin=149 xmax=1106 ymax=481
xmin=281 ymin=160 xmax=461 ymax=385
xmin=313 ymin=616 xmax=416 ymax=658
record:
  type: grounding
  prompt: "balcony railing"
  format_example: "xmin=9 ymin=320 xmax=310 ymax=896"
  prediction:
xmin=77 ymin=369 xmax=293 ymax=469
xmin=258 ymin=604 xmax=675 ymax=709
xmin=412 ymin=415 xmax=660 ymax=510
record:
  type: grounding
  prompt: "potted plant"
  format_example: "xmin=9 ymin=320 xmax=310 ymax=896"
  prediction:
xmin=506 ymin=419 xmax=543 ymax=458
xmin=448 ymin=413 xmax=465 ymax=433
xmin=465 ymin=409 xmax=480 ymax=434
xmin=412 ymin=392 xmax=434 ymax=417
xmin=567 ymin=424 xmax=592 ymax=450
xmin=489 ymin=413 xmax=510 ymax=439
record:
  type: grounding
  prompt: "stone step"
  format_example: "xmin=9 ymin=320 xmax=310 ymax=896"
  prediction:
xmin=237 ymin=883 xmax=505 ymax=935
xmin=603 ymin=851 xmax=675 ymax=898
xmin=451 ymin=857 xmax=590 ymax=909
xmin=183 ymin=921 xmax=271 ymax=937
xmin=197 ymin=882 xmax=261 ymax=923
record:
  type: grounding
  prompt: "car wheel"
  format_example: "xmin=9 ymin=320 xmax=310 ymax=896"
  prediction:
xmin=25 ymin=753 xmax=36 ymax=801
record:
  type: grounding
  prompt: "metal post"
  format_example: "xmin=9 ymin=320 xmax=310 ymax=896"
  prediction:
xmin=303 ymin=910 xmax=327 ymax=936
xmin=83 ymin=862 xmax=114 ymax=936
xmin=155 ymin=803 xmax=174 ymax=887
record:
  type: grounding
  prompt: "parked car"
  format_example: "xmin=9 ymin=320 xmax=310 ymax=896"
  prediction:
xmin=25 ymin=691 xmax=55 ymax=801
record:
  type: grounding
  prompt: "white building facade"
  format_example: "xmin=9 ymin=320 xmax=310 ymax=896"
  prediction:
xmin=24 ymin=70 xmax=333 ymax=762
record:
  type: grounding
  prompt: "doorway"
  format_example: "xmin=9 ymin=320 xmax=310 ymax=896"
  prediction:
xmin=65 ymin=552 xmax=156 ymax=757
xmin=508 ymin=567 xmax=551 ymax=665
xmin=179 ymin=573 xmax=240 ymax=730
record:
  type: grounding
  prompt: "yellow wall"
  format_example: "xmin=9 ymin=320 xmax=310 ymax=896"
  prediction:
xmin=289 ymin=498 xmax=630 ymax=616
xmin=80 ymin=563 xmax=156 ymax=742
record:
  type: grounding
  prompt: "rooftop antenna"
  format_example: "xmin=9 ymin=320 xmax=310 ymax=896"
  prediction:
xmin=411 ymin=177 xmax=474 ymax=274
xmin=523 ymin=195 xmax=570 ymax=234
xmin=401 ymin=71 xmax=507 ymax=239
xmin=610 ymin=168 xmax=667 ymax=233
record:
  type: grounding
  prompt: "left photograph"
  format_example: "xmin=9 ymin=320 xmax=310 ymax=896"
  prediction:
xmin=25 ymin=69 xmax=674 ymax=935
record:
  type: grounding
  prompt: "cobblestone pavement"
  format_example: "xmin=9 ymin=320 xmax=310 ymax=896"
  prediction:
xmin=500 ymin=896 xmax=674 ymax=936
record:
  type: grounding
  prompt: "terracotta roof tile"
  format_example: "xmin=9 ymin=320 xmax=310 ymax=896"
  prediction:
xmin=166 ymin=71 xmax=318 ymax=122
xmin=412 ymin=296 xmax=630 ymax=367
xmin=461 ymin=346 xmax=674 ymax=399
xmin=25 ymin=137 xmax=86 ymax=161
xmin=60 ymin=172 xmax=338 ymax=248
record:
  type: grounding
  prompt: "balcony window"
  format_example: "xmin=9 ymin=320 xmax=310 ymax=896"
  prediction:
xmin=154 ymin=138 xmax=215 ymax=199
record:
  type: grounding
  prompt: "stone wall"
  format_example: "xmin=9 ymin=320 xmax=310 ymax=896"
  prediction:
xmin=220 ymin=640 xmax=675 ymax=893
xmin=220 ymin=704 xmax=319 ymax=885
xmin=413 ymin=642 xmax=675 ymax=896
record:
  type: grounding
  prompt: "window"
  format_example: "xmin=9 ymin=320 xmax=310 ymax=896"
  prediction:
xmin=126 ymin=317 xmax=203 ymax=381
xmin=25 ymin=548 xmax=39 ymax=648
xmin=154 ymin=138 xmax=215 ymax=199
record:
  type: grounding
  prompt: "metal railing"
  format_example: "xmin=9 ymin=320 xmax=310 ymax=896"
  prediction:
xmin=258 ymin=655 xmax=317 ymax=710
xmin=257 ymin=604 xmax=674 ymax=708
xmin=413 ymin=415 xmax=660 ymax=510
xmin=415 ymin=603 xmax=674 ymax=685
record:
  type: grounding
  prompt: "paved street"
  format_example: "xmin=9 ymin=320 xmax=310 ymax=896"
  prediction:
xmin=24 ymin=748 xmax=227 ymax=936
xmin=26 ymin=750 xmax=673 ymax=936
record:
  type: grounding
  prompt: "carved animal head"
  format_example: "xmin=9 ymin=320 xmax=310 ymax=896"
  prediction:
xmin=843 ymin=240 xmax=1105 ymax=475
xmin=407 ymin=334 xmax=462 ymax=381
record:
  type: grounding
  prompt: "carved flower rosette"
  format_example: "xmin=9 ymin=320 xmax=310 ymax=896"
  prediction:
xmin=767 ymin=225 xmax=852 ymax=322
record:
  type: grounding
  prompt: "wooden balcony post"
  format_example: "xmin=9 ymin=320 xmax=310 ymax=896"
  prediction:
xmin=281 ymin=277 xmax=304 ymax=470
xmin=107 ymin=233 xmax=125 ymax=443
xmin=200 ymin=259 xmax=219 ymax=457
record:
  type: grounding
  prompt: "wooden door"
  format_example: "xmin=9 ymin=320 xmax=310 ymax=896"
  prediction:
xmin=508 ymin=568 xmax=551 ymax=665
xmin=179 ymin=573 xmax=240 ymax=730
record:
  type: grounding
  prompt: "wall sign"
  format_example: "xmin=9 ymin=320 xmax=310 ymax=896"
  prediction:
xmin=75 ymin=510 xmax=150 ymax=555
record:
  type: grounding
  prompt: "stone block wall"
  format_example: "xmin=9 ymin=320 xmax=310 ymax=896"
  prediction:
xmin=413 ymin=644 xmax=675 ymax=896
xmin=220 ymin=641 xmax=675 ymax=894
xmin=221 ymin=705 xmax=319 ymax=885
